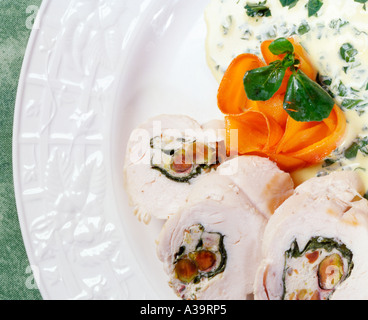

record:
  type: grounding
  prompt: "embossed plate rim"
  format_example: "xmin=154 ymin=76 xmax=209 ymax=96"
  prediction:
xmin=13 ymin=0 xmax=158 ymax=300
xmin=13 ymin=0 xmax=216 ymax=300
xmin=13 ymin=0 xmax=51 ymax=299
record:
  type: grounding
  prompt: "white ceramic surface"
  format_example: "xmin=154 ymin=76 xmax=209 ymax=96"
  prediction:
xmin=13 ymin=0 xmax=220 ymax=299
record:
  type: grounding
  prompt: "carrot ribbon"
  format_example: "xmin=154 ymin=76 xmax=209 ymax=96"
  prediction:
xmin=217 ymin=38 xmax=346 ymax=172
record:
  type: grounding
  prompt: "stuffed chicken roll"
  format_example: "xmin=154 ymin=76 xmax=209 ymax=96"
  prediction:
xmin=157 ymin=173 xmax=268 ymax=300
xmin=254 ymin=171 xmax=368 ymax=300
xmin=124 ymin=114 xmax=226 ymax=223
xmin=216 ymin=156 xmax=294 ymax=218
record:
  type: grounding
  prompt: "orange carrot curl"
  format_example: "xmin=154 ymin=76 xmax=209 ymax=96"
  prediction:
xmin=217 ymin=37 xmax=346 ymax=172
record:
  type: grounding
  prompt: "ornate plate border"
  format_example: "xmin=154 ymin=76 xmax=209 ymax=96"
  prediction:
xmin=13 ymin=0 xmax=161 ymax=300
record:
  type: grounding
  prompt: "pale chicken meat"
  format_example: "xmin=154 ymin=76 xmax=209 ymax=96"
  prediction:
xmin=123 ymin=114 xmax=225 ymax=223
xmin=156 ymin=156 xmax=294 ymax=300
xmin=254 ymin=171 xmax=368 ymax=300
xmin=216 ymin=156 xmax=294 ymax=218
xmin=156 ymin=173 xmax=267 ymax=300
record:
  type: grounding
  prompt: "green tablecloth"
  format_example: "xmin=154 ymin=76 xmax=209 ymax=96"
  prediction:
xmin=0 ymin=0 xmax=42 ymax=300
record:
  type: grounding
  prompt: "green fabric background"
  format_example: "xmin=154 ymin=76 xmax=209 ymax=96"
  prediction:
xmin=0 ymin=0 xmax=42 ymax=300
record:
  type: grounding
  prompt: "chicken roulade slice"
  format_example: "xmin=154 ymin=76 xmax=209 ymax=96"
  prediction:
xmin=157 ymin=173 xmax=268 ymax=300
xmin=124 ymin=114 xmax=226 ymax=223
xmin=254 ymin=171 xmax=368 ymax=300
xmin=215 ymin=156 xmax=294 ymax=218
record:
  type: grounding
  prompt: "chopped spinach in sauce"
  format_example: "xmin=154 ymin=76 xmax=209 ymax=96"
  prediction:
xmin=306 ymin=0 xmax=323 ymax=17
xmin=205 ymin=0 xmax=368 ymax=185
xmin=245 ymin=1 xmax=272 ymax=17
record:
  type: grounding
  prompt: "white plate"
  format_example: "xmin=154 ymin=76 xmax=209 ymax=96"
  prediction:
xmin=13 ymin=0 xmax=220 ymax=299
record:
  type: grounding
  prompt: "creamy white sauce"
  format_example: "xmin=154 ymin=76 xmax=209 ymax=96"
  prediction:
xmin=205 ymin=0 xmax=368 ymax=190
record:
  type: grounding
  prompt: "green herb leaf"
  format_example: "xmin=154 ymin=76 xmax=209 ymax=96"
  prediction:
xmin=222 ymin=15 xmax=233 ymax=35
xmin=243 ymin=62 xmax=286 ymax=101
xmin=245 ymin=1 xmax=271 ymax=17
xmin=341 ymin=98 xmax=363 ymax=109
xmin=338 ymin=81 xmax=348 ymax=96
xmin=284 ymin=70 xmax=334 ymax=122
xmin=364 ymin=191 xmax=368 ymax=201
xmin=322 ymin=158 xmax=336 ymax=167
xmin=280 ymin=0 xmax=299 ymax=8
xmin=329 ymin=19 xmax=349 ymax=30
xmin=340 ymin=43 xmax=358 ymax=63
xmin=318 ymin=75 xmax=332 ymax=86
xmin=282 ymin=54 xmax=296 ymax=68
xmin=355 ymin=0 xmax=368 ymax=10
xmin=268 ymin=37 xmax=294 ymax=55
xmin=298 ymin=21 xmax=311 ymax=35
xmin=344 ymin=141 xmax=360 ymax=159
xmin=317 ymin=74 xmax=335 ymax=98
xmin=243 ymin=38 xmax=334 ymax=123
xmin=307 ymin=0 xmax=323 ymax=17
xmin=344 ymin=137 xmax=368 ymax=159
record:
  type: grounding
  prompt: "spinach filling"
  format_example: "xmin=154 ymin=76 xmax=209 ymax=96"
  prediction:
xmin=282 ymin=237 xmax=354 ymax=300
xmin=150 ymin=136 xmax=221 ymax=183
xmin=173 ymin=224 xmax=227 ymax=287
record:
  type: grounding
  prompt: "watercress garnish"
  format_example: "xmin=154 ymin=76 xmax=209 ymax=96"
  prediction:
xmin=284 ymin=70 xmax=334 ymax=122
xmin=268 ymin=37 xmax=295 ymax=55
xmin=244 ymin=38 xmax=294 ymax=101
xmin=244 ymin=62 xmax=287 ymax=101
xmin=245 ymin=1 xmax=271 ymax=17
xmin=243 ymin=37 xmax=335 ymax=122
